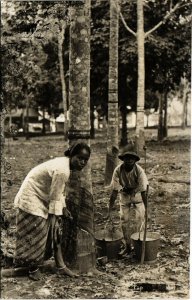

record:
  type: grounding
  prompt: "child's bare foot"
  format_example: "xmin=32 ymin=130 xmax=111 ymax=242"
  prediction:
xmin=57 ymin=266 xmax=78 ymax=277
xmin=28 ymin=268 xmax=42 ymax=281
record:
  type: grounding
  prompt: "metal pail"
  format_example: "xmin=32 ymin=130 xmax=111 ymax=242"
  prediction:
xmin=131 ymin=231 xmax=160 ymax=263
xmin=95 ymin=228 xmax=123 ymax=259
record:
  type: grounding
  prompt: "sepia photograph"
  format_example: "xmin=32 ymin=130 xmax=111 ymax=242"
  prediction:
xmin=0 ymin=0 xmax=191 ymax=299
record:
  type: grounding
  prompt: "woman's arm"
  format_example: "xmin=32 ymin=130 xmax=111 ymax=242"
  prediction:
xmin=49 ymin=171 xmax=67 ymax=216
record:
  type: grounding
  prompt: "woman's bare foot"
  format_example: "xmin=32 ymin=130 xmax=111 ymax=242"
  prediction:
xmin=28 ymin=268 xmax=42 ymax=281
xmin=86 ymin=268 xmax=103 ymax=276
xmin=57 ymin=266 xmax=78 ymax=277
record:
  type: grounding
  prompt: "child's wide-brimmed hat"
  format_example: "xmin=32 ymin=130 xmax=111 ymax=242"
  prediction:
xmin=118 ymin=146 xmax=140 ymax=161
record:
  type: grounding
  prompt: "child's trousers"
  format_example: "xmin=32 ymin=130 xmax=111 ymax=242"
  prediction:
xmin=119 ymin=192 xmax=145 ymax=248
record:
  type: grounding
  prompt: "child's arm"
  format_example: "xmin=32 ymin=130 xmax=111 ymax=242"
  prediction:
xmin=141 ymin=191 xmax=147 ymax=207
xmin=136 ymin=165 xmax=149 ymax=207
xmin=141 ymin=183 xmax=149 ymax=208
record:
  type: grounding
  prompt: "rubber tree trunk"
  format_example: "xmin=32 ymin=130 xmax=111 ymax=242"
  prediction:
xmin=145 ymin=110 xmax=150 ymax=128
xmin=62 ymin=0 xmax=95 ymax=274
xmin=42 ymin=107 xmax=46 ymax=135
xmin=135 ymin=0 xmax=145 ymax=154
xmin=181 ymin=76 xmax=189 ymax=130
xmin=58 ymin=21 xmax=68 ymax=140
xmin=163 ymin=91 xmax=168 ymax=138
xmin=8 ymin=108 xmax=12 ymax=130
xmin=90 ymin=107 xmax=95 ymax=139
xmin=182 ymin=89 xmax=187 ymax=129
xmin=158 ymin=93 xmax=164 ymax=141
xmin=120 ymin=106 xmax=128 ymax=146
xmin=104 ymin=0 xmax=120 ymax=186
xmin=25 ymin=98 xmax=29 ymax=140
xmin=22 ymin=108 xmax=25 ymax=130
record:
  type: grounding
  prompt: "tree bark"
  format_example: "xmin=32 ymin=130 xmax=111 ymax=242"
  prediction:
xmin=58 ymin=21 xmax=68 ymax=140
xmin=62 ymin=0 xmax=95 ymax=274
xmin=181 ymin=76 xmax=189 ymax=130
xmin=22 ymin=108 xmax=25 ymax=131
xmin=104 ymin=0 xmax=120 ymax=186
xmin=42 ymin=107 xmax=46 ymax=135
xmin=90 ymin=108 xmax=95 ymax=139
xmin=163 ymin=91 xmax=168 ymax=138
xmin=135 ymin=0 xmax=145 ymax=154
xmin=158 ymin=93 xmax=164 ymax=141
xmin=120 ymin=106 xmax=128 ymax=146
xmin=25 ymin=98 xmax=29 ymax=140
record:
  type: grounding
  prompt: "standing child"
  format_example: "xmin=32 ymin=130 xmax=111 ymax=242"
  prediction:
xmin=108 ymin=146 xmax=148 ymax=256
xmin=14 ymin=142 xmax=91 ymax=280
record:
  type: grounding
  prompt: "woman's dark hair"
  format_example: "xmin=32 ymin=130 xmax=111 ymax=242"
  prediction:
xmin=64 ymin=142 xmax=91 ymax=157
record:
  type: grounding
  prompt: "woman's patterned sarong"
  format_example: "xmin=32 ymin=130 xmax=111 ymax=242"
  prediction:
xmin=14 ymin=209 xmax=61 ymax=267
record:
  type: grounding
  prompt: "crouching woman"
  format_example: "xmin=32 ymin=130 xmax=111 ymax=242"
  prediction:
xmin=14 ymin=142 xmax=91 ymax=280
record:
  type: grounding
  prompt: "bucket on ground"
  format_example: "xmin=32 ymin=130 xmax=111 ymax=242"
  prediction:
xmin=95 ymin=228 xmax=123 ymax=259
xmin=131 ymin=231 xmax=160 ymax=263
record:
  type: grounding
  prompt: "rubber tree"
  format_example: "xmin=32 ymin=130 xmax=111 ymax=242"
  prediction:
xmin=157 ymin=93 xmax=164 ymax=141
xmin=62 ymin=0 xmax=96 ymax=274
xmin=35 ymin=3 xmax=69 ymax=139
xmin=119 ymin=0 xmax=190 ymax=150
xmin=120 ymin=105 xmax=128 ymax=146
xmin=163 ymin=89 xmax=168 ymax=138
xmin=58 ymin=20 xmax=68 ymax=140
xmin=181 ymin=75 xmax=190 ymax=130
xmin=135 ymin=0 xmax=145 ymax=153
xmin=104 ymin=0 xmax=120 ymax=186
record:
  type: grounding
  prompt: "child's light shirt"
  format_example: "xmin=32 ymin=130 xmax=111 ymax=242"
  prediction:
xmin=14 ymin=157 xmax=70 ymax=219
xmin=110 ymin=163 xmax=148 ymax=202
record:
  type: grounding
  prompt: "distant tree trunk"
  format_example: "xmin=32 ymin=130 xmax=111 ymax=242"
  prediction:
xmin=181 ymin=76 xmax=189 ymax=130
xmin=58 ymin=21 xmax=68 ymax=140
xmin=145 ymin=109 xmax=150 ymax=128
xmin=120 ymin=106 xmax=128 ymax=146
xmin=182 ymin=90 xmax=187 ymax=129
xmin=146 ymin=115 xmax=149 ymax=128
xmin=42 ymin=107 xmax=46 ymax=135
xmin=90 ymin=107 xmax=95 ymax=139
xmin=135 ymin=0 xmax=145 ymax=154
xmin=104 ymin=0 xmax=120 ymax=186
xmin=62 ymin=0 xmax=96 ymax=274
xmin=22 ymin=108 xmax=25 ymax=130
xmin=158 ymin=93 xmax=164 ymax=141
xmin=163 ymin=91 xmax=168 ymax=138
xmin=25 ymin=98 xmax=29 ymax=140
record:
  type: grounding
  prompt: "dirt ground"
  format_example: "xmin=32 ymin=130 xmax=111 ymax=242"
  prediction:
xmin=1 ymin=128 xmax=191 ymax=299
